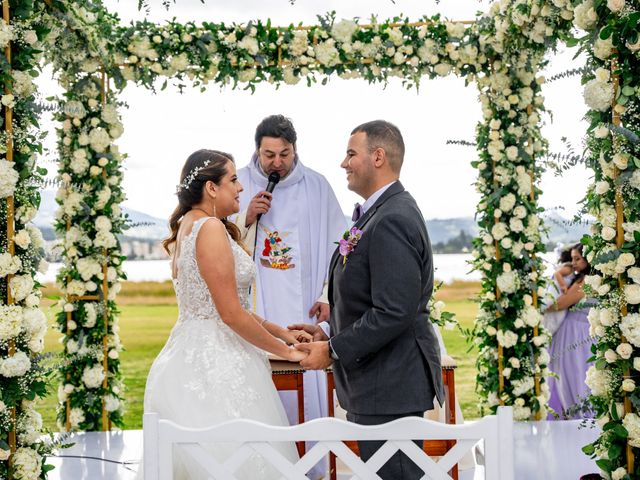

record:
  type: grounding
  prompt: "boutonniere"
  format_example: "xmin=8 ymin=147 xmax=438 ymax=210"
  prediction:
xmin=337 ymin=227 xmax=363 ymax=264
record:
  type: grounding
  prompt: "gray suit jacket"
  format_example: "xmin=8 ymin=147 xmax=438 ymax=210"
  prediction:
xmin=329 ymin=181 xmax=444 ymax=415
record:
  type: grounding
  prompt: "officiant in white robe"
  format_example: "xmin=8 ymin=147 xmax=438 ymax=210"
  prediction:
xmin=233 ymin=116 xmax=347 ymax=443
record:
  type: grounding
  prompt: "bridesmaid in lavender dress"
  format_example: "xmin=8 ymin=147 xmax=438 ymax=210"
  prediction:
xmin=546 ymin=244 xmax=596 ymax=419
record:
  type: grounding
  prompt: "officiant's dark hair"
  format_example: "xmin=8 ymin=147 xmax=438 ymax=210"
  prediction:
xmin=254 ymin=114 xmax=297 ymax=150
xmin=163 ymin=149 xmax=242 ymax=255
xmin=351 ymin=120 xmax=405 ymax=173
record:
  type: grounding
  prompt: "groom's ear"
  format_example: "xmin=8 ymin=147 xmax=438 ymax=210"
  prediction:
xmin=372 ymin=147 xmax=386 ymax=168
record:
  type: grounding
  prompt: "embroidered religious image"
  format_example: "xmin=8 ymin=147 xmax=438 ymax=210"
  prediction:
xmin=260 ymin=225 xmax=296 ymax=270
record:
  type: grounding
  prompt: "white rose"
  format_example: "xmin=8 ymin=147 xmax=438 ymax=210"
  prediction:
xmin=607 ymin=0 xmax=625 ymax=12
xmin=617 ymin=343 xmax=633 ymax=359
xmin=625 ymin=284 xmax=640 ymax=304
xmin=623 ymin=378 xmax=636 ymax=392
xmin=594 ymin=125 xmax=609 ymax=138
xmin=612 ymin=467 xmax=628 ymax=480
xmin=613 ymin=153 xmax=629 ymax=170
xmin=595 ymin=181 xmax=610 ymax=195
xmin=604 ymin=349 xmax=618 ymax=363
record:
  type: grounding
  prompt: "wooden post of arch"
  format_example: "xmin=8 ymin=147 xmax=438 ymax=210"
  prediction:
xmin=526 ymin=104 xmax=542 ymax=421
xmin=611 ymin=52 xmax=634 ymax=475
xmin=100 ymin=66 xmax=111 ymax=432
xmin=3 ymin=1 xmax=18 ymax=474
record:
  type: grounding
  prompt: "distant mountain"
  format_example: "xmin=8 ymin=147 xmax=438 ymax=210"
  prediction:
xmin=34 ymin=191 xmax=168 ymax=241
xmin=426 ymin=212 xmax=590 ymax=248
xmin=33 ymin=192 xmax=589 ymax=250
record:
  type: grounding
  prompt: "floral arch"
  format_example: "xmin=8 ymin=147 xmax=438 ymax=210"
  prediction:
xmin=0 ymin=0 xmax=638 ymax=478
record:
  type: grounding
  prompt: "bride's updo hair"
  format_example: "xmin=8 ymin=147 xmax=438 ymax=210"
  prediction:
xmin=162 ymin=149 xmax=242 ymax=255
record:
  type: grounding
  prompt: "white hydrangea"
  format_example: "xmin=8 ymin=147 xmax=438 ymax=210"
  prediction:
xmin=491 ymin=222 xmax=508 ymax=240
xmin=624 ymin=413 xmax=640 ymax=448
xmin=22 ymin=308 xmax=47 ymax=339
xmin=331 ymin=19 xmax=357 ymax=43
xmin=64 ymin=100 xmax=86 ymax=119
xmin=26 ymin=225 xmax=44 ymax=250
xmin=71 ymin=149 xmax=89 ymax=175
xmin=314 ymin=40 xmax=340 ymax=66
xmin=104 ymin=394 xmax=120 ymax=412
xmin=585 ymin=365 xmax=609 ymax=396
xmin=583 ymin=78 xmax=614 ymax=112
xmin=0 ymin=305 xmax=23 ymax=341
xmin=84 ymin=303 xmax=98 ymax=328
xmin=169 ymin=53 xmax=189 ymax=71
xmin=69 ymin=407 xmax=85 ymax=429
xmin=512 ymin=377 xmax=535 ymax=396
xmin=9 ymin=275 xmax=34 ymax=302
xmin=11 ymin=447 xmax=41 ymax=480
xmin=66 ymin=279 xmax=87 ymax=297
xmin=574 ymin=0 xmax=598 ymax=30
xmin=512 ymin=404 xmax=532 ymax=421
xmin=11 ymin=70 xmax=35 ymax=98
xmin=94 ymin=230 xmax=118 ymax=249
xmin=89 ymin=127 xmax=111 ymax=152
xmin=0 ymin=351 xmax=31 ymax=377
xmin=0 ymin=159 xmax=19 ymax=198
xmin=499 ymin=193 xmax=516 ymax=212
xmin=76 ymin=257 xmax=102 ymax=281
xmin=288 ymin=30 xmax=309 ymax=57
xmin=497 ymin=329 xmax=518 ymax=348
xmin=82 ymin=364 xmax=105 ymax=389
xmin=497 ymin=270 xmax=519 ymax=294
xmin=621 ymin=313 xmax=640 ymax=346
xmin=594 ymin=36 xmax=614 ymax=60
xmin=17 ymin=408 xmax=42 ymax=444
xmin=0 ymin=252 xmax=21 ymax=277
xmin=0 ymin=19 xmax=15 ymax=48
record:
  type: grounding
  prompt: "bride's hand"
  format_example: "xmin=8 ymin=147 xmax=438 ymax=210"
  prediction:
xmin=285 ymin=346 xmax=308 ymax=362
xmin=288 ymin=329 xmax=313 ymax=343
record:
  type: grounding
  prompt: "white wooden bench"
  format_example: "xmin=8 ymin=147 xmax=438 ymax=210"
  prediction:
xmin=143 ymin=406 xmax=514 ymax=480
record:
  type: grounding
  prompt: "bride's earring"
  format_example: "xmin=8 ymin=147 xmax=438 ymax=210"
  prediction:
xmin=212 ymin=197 xmax=217 ymax=218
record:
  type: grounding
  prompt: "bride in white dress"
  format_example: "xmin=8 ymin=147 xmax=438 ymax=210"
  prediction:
xmin=142 ymin=149 xmax=309 ymax=479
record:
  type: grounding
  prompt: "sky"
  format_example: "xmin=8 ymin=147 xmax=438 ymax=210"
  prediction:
xmin=36 ymin=0 xmax=592 ymax=222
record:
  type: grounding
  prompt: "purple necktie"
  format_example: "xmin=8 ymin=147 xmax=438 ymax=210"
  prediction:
xmin=352 ymin=203 xmax=363 ymax=222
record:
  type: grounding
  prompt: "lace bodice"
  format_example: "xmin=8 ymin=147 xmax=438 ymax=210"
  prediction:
xmin=174 ymin=217 xmax=256 ymax=321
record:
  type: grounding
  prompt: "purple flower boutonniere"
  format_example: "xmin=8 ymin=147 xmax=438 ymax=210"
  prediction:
xmin=337 ymin=227 xmax=363 ymax=264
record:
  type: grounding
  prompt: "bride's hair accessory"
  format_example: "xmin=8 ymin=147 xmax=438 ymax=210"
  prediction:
xmin=176 ymin=159 xmax=211 ymax=193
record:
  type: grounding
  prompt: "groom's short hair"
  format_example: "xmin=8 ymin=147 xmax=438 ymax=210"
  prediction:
xmin=255 ymin=114 xmax=298 ymax=150
xmin=351 ymin=120 xmax=405 ymax=173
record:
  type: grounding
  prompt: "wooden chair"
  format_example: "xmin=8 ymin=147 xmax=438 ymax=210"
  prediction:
xmin=142 ymin=406 xmax=514 ymax=480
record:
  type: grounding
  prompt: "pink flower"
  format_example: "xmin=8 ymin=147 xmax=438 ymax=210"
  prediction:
xmin=337 ymin=227 xmax=363 ymax=264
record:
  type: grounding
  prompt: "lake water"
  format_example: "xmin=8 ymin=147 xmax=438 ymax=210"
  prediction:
xmin=38 ymin=252 xmax=559 ymax=285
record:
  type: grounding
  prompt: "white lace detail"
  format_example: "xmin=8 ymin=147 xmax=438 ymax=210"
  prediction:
xmin=167 ymin=217 xmax=264 ymax=415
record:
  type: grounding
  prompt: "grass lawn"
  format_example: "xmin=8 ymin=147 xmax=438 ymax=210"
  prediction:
xmin=38 ymin=280 xmax=481 ymax=430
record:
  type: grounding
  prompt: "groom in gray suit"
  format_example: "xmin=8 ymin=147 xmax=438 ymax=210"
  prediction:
xmin=292 ymin=120 xmax=444 ymax=479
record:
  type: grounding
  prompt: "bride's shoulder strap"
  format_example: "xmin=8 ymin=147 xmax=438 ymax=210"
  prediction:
xmin=192 ymin=216 xmax=228 ymax=242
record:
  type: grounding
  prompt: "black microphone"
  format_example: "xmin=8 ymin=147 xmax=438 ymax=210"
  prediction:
xmin=256 ymin=172 xmax=280 ymax=223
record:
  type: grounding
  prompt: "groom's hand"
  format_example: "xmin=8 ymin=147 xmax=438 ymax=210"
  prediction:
xmin=288 ymin=323 xmax=328 ymax=342
xmin=308 ymin=302 xmax=330 ymax=323
xmin=295 ymin=342 xmax=332 ymax=370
